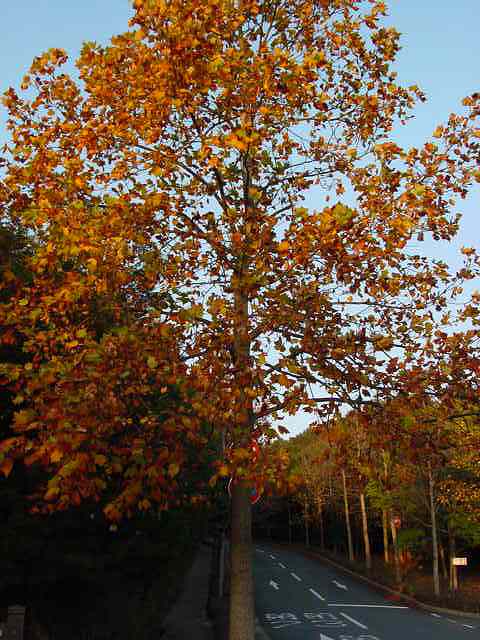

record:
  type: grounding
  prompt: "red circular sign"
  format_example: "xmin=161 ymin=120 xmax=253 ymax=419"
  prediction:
xmin=227 ymin=478 xmax=262 ymax=504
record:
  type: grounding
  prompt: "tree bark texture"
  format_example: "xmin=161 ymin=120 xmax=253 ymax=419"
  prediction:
xmin=304 ymin=496 xmax=310 ymax=547
xmin=359 ymin=492 xmax=372 ymax=571
xmin=229 ymin=484 xmax=254 ymax=640
xmin=428 ymin=465 xmax=440 ymax=596
xmin=229 ymin=282 xmax=255 ymax=639
xmin=382 ymin=509 xmax=390 ymax=564
xmin=317 ymin=495 xmax=325 ymax=552
xmin=448 ymin=527 xmax=458 ymax=592
xmin=287 ymin=502 xmax=292 ymax=544
xmin=390 ymin=515 xmax=401 ymax=585
xmin=439 ymin=541 xmax=448 ymax=581
xmin=342 ymin=469 xmax=354 ymax=562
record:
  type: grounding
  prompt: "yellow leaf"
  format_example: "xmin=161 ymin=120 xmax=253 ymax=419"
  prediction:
xmin=44 ymin=486 xmax=60 ymax=501
xmin=94 ymin=454 xmax=107 ymax=466
xmin=14 ymin=409 xmax=34 ymax=426
xmin=50 ymin=449 xmax=64 ymax=463
xmin=168 ymin=462 xmax=180 ymax=478
xmin=218 ymin=464 xmax=229 ymax=477
xmin=0 ymin=459 xmax=13 ymax=478
xmin=147 ymin=356 xmax=158 ymax=369
xmin=277 ymin=241 xmax=290 ymax=253
xmin=86 ymin=258 xmax=97 ymax=273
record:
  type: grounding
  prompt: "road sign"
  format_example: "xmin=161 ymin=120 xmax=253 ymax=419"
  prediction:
xmin=452 ymin=557 xmax=468 ymax=566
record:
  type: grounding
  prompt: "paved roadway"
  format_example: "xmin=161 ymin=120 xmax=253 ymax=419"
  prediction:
xmin=254 ymin=544 xmax=478 ymax=639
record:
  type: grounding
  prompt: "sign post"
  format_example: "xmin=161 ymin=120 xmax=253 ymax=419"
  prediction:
xmin=451 ymin=557 xmax=467 ymax=592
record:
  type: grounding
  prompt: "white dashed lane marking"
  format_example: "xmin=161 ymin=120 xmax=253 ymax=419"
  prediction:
xmin=339 ymin=612 xmax=368 ymax=630
xmin=291 ymin=572 xmax=302 ymax=582
xmin=309 ymin=588 xmax=326 ymax=601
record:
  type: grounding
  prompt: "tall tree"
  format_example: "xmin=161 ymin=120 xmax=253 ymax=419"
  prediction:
xmin=1 ymin=1 xmax=478 ymax=638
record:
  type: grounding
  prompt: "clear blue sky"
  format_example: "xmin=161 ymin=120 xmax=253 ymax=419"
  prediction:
xmin=1 ymin=1 xmax=478 ymax=437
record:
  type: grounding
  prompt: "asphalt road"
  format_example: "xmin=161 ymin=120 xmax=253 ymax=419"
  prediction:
xmin=254 ymin=544 xmax=478 ymax=639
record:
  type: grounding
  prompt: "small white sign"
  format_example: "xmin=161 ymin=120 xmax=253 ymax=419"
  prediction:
xmin=452 ymin=557 xmax=468 ymax=566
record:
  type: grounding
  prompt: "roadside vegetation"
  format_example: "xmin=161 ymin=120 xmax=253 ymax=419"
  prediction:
xmin=254 ymin=414 xmax=480 ymax=613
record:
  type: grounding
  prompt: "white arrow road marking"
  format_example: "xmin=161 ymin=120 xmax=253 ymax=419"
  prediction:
xmin=339 ymin=612 xmax=368 ymax=630
xmin=309 ymin=588 xmax=326 ymax=601
xmin=291 ymin=572 xmax=302 ymax=582
xmin=462 ymin=624 xmax=475 ymax=629
xmin=333 ymin=580 xmax=348 ymax=590
xmin=269 ymin=580 xmax=279 ymax=590
xmin=328 ymin=604 xmax=408 ymax=609
xmin=319 ymin=635 xmax=335 ymax=640
xmin=278 ymin=562 xmax=286 ymax=569
xmin=431 ymin=613 xmax=441 ymax=618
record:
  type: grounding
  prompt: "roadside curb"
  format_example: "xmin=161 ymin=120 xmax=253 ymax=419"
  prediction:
xmin=270 ymin=542 xmax=480 ymax=621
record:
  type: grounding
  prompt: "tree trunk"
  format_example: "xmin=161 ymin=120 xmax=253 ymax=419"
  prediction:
xmin=382 ymin=509 xmax=390 ymax=564
xmin=342 ymin=469 xmax=354 ymax=562
xmin=359 ymin=492 xmax=372 ymax=571
xmin=229 ymin=283 xmax=255 ymax=639
xmin=219 ymin=530 xmax=226 ymax=597
xmin=428 ymin=464 xmax=440 ymax=597
xmin=448 ymin=526 xmax=458 ymax=592
xmin=287 ymin=501 xmax=292 ymax=544
xmin=439 ymin=541 xmax=448 ymax=581
xmin=304 ymin=495 xmax=310 ymax=547
xmin=390 ymin=515 xmax=401 ymax=585
xmin=229 ymin=484 xmax=254 ymax=640
xmin=317 ymin=496 xmax=325 ymax=552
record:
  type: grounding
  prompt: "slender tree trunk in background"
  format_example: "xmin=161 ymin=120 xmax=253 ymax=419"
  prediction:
xmin=304 ymin=495 xmax=310 ymax=547
xmin=229 ymin=484 xmax=254 ymax=640
xmin=449 ymin=527 xmax=458 ymax=592
xmin=360 ymin=492 xmax=372 ymax=571
xmin=342 ymin=469 xmax=354 ymax=562
xmin=287 ymin=501 xmax=292 ymax=544
xmin=317 ymin=496 xmax=325 ymax=552
xmin=428 ymin=464 xmax=440 ymax=597
xmin=439 ymin=541 xmax=448 ymax=581
xmin=382 ymin=509 xmax=390 ymax=564
xmin=390 ymin=515 xmax=401 ymax=585
xmin=219 ymin=530 xmax=226 ymax=598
